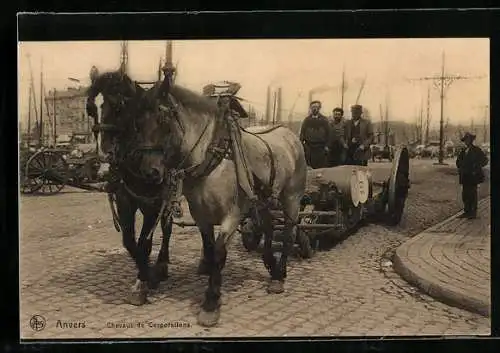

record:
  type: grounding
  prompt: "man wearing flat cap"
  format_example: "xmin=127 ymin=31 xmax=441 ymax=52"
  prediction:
xmin=345 ymin=104 xmax=374 ymax=166
xmin=455 ymin=132 xmax=489 ymax=219
xmin=328 ymin=107 xmax=348 ymax=167
xmin=299 ymin=100 xmax=331 ymax=169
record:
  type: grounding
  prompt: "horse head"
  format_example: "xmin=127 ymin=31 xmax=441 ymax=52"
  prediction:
xmin=86 ymin=67 xmax=143 ymax=159
xmin=130 ymin=81 xmax=184 ymax=182
xmin=133 ymin=75 xmax=221 ymax=183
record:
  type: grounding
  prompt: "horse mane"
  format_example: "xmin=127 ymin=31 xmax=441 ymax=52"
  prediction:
xmin=169 ymin=85 xmax=218 ymax=115
xmin=88 ymin=70 xmax=144 ymax=96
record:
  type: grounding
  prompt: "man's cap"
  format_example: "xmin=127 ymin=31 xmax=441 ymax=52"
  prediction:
xmin=333 ymin=107 xmax=344 ymax=114
xmin=351 ymin=104 xmax=363 ymax=111
xmin=310 ymin=100 xmax=322 ymax=107
xmin=461 ymin=131 xmax=476 ymax=142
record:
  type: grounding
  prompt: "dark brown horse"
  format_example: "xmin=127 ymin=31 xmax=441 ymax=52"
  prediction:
xmin=86 ymin=69 xmax=207 ymax=305
xmin=131 ymin=75 xmax=308 ymax=326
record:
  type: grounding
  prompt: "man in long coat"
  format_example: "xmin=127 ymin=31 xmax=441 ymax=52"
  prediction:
xmin=345 ymin=104 xmax=374 ymax=166
xmin=299 ymin=100 xmax=331 ymax=169
xmin=328 ymin=107 xmax=348 ymax=167
xmin=455 ymin=132 xmax=489 ymax=219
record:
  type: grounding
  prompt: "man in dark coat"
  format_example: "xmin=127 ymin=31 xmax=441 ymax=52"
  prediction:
xmin=299 ymin=100 xmax=331 ymax=169
xmin=456 ymin=132 xmax=489 ymax=219
xmin=328 ymin=107 xmax=348 ymax=167
xmin=345 ymin=104 xmax=374 ymax=166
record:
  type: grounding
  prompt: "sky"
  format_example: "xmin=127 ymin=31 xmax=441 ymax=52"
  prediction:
xmin=18 ymin=38 xmax=489 ymax=128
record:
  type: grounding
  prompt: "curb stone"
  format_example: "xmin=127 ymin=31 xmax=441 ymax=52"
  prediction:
xmin=393 ymin=197 xmax=490 ymax=317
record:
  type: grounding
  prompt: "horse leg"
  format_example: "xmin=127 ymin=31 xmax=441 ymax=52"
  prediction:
xmin=268 ymin=193 xmax=301 ymax=294
xmin=115 ymin=192 xmax=152 ymax=305
xmin=260 ymin=208 xmax=277 ymax=280
xmin=197 ymin=224 xmax=215 ymax=276
xmin=197 ymin=210 xmax=239 ymax=327
xmin=149 ymin=215 xmax=173 ymax=288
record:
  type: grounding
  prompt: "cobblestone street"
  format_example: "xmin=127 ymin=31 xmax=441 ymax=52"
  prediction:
xmin=20 ymin=159 xmax=491 ymax=339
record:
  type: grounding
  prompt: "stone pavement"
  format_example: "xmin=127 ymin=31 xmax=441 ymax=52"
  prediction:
xmin=19 ymin=160 xmax=491 ymax=339
xmin=394 ymin=197 xmax=490 ymax=317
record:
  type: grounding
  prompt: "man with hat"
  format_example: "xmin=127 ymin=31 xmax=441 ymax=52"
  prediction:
xmin=455 ymin=132 xmax=489 ymax=219
xmin=299 ymin=100 xmax=331 ymax=169
xmin=328 ymin=107 xmax=348 ymax=167
xmin=345 ymin=104 xmax=374 ymax=166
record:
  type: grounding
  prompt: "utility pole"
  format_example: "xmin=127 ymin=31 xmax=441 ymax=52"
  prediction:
xmin=483 ymin=105 xmax=489 ymax=143
xmin=265 ymin=86 xmax=271 ymax=124
xmin=53 ymin=88 xmax=57 ymax=147
xmin=340 ymin=65 xmax=346 ymax=111
xmin=272 ymin=91 xmax=278 ymax=125
xmin=276 ymin=87 xmax=282 ymax=123
xmin=385 ymin=94 xmax=390 ymax=146
xmin=408 ymin=51 xmax=485 ymax=165
xmin=120 ymin=40 xmax=129 ymax=75
xmin=39 ymin=58 xmax=44 ymax=147
xmin=425 ymin=84 xmax=431 ymax=145
xmin=419 ymin=96 xmax=424 ymax=144
xmin=27 ymin=83 xmax=32 ymax=148
xmin=378 ymin=104 xmax=384 ymax=144
xmin=157 ymin=57 xmax=162 ymax=81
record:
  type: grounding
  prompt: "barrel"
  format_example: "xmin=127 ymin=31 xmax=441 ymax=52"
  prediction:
xmin=306 ymin=165 xmax=373 ymax=206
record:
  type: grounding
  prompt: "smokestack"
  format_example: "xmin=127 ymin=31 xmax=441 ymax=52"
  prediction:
xmin=276 ymin=87 xmax=282 ymax=123
xmin=308 ymin=90 xmax=313 ymax=105
xmin=265 ymin=86 xmax=271 ymax=124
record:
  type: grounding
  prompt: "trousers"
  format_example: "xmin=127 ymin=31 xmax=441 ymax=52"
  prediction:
xmin=328 ymin=141 xmax=347 ymax=167
xmin=462 ymin=183 xmax=478 ymax=216
xmin=304 ymin=144 xmax=328 ymax=169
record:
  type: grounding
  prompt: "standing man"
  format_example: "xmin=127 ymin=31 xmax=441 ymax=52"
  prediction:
xmin=328 ymin=107 xmax=348 ymax=167
xmin=299 ymin=100 xmax=331 ymax=169
xmin=456 ymin=132 xmax=489 ymax=219
xmin=345 ymin=104 xmax=374 ymax=166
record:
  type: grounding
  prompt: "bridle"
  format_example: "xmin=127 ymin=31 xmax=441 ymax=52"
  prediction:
xmin=88 ymin=74 xmax=230 ymax=205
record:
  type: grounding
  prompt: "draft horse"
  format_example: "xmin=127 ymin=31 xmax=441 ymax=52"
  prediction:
xmin=132 ymin=74 xmax=307 ymax=326
xmin=86 ymin=69 xmax=207 ymax=305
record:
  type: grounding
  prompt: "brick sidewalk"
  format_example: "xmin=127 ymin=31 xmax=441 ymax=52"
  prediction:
xmin=393 ymin=197 xmax=491 ymax=317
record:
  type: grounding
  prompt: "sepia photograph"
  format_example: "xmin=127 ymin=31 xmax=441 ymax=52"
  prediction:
xmin=18 ymin=38 xmax=490 ymax=339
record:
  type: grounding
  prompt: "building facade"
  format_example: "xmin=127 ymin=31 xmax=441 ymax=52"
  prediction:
xmin=44 ymin=86 xmax=92 ymax=143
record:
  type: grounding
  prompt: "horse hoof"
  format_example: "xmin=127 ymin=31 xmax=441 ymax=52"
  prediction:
xmin=127 ymin=291 xmax=147 ymax=306
xmin=197 ymin=260 xmax=210 ymax=276
xmin=267 ymin=280 xmax=285 ymax=294
xmin=197 ymin=308 xmax=220 ymax=327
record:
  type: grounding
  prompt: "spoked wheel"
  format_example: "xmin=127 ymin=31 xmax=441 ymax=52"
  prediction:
xmin=296 ymin=205 xmax=315 ymax=259
xmin=25 ymin=150 xmax=69 ymax=195
xmin=386 ymin=146 xmax=410 ymax=225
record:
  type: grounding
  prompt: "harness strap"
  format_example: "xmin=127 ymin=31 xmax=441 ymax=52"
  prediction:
xmin=243 ymin=129 xmax=277 ymax=197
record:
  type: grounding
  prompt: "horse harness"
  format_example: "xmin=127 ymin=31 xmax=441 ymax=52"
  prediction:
xmin=92 ymin=88 xmax=276 ymax=201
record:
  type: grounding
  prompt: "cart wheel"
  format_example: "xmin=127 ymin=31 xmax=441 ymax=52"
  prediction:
xmin=25 ymin=150 xmax=69 ymax=195
xmin=20 ymin=152 xmax=42 ymax=194
xmin=296 ymin=227 xmax=314 ymax=259
xmin=241 ymin=218 xmax=262 ymax=252
xmin=344 ymin=204 xmax=362 ymax=230
xmin=386 ymin=146 xmax=410 ymax=226
xmin=297 ymin=205 xmax=315 ymax=259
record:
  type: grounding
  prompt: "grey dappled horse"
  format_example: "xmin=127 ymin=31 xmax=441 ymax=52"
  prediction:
xmin=86 ymin=70 xmax=207 ymax=304
xmin=132 ymin=79 xmax=307 ymax=327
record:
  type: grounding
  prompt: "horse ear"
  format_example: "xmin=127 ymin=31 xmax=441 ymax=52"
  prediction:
xmin=89 ymin=66 xmax=99 ymax=83
xmin=158 ymin=67 xmax=176 ymax=98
